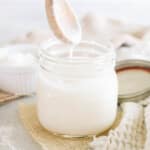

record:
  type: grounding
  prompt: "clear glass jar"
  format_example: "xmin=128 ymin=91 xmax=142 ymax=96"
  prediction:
xmin=37 ymin=41 xmax=118 ymax=137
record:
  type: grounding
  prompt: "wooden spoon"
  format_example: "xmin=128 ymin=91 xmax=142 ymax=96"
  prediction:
xmin=45 ymin=0 xmax=81 ymax=44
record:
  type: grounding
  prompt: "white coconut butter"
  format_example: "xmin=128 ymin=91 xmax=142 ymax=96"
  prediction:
xmin=37 ymin=42 xmax=118 ymax=137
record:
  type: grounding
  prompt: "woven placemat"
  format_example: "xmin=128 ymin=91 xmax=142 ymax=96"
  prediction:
xmin=0 ymin=90 xmax=20 ymax=104
xmin=19 ymin=103 xmax=122 ymax=150
xmin=19 ymin=104 xmax=91 ymax=150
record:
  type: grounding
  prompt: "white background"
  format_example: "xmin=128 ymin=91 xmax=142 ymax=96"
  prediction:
xmin=0 ymin=0 xmax=150 ymax=43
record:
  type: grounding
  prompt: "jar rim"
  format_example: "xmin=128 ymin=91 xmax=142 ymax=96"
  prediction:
xmin=40 ymin=40 xmax=115 ymax=65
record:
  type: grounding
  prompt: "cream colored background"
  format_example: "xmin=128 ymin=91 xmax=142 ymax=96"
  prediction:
xmin=0 ymin=0 xmax=150 ymax=43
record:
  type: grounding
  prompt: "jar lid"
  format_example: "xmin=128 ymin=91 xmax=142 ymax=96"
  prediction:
xmin=116 ymin=59 xmax=150 ymax=102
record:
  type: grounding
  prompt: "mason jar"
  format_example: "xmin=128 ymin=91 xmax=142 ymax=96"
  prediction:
xmin=37 ymin=41 xmax=118 ymax=137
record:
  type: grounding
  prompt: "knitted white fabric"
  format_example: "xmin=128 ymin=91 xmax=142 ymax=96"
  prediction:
xmin=144 ymin=104 xmax=150 ymax=150
xmin=90 ymin=102 xmax=146 ymax=150
xmin=139 ymin=96 xmax=150 ymax=107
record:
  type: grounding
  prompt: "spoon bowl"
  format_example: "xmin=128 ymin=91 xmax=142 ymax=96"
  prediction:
xmin=45 ymin=0 xmax=81 ymax=44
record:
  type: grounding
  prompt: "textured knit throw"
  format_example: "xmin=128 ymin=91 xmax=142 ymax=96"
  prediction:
xmin=90 ymin=103 xmax=146 ymax=150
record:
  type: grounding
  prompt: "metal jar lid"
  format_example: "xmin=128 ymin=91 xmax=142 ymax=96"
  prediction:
xmin=116 ymin=59 xmax=150 ymax=102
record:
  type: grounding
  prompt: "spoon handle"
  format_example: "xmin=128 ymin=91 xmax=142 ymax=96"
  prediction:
xmin=45 ymin=0 xmax=67 ymax=42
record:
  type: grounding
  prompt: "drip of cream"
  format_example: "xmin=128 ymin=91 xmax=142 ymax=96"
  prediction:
xmin=68 ymin=44 xmax=76 ymax=58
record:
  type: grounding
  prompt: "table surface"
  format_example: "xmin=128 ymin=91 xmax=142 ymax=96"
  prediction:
xmin=0 ymin=96 xmax=41 ymax=150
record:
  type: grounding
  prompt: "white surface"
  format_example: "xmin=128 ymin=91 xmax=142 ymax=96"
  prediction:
xmin=0 ymin=0 xmax=150 ymax=43
xmin=0 ymin=97 xmax=41 ymax=150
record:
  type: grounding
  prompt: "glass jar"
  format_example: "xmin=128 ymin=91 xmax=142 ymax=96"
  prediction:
xmin=37 ymin=41 xmax=118 ymax=137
